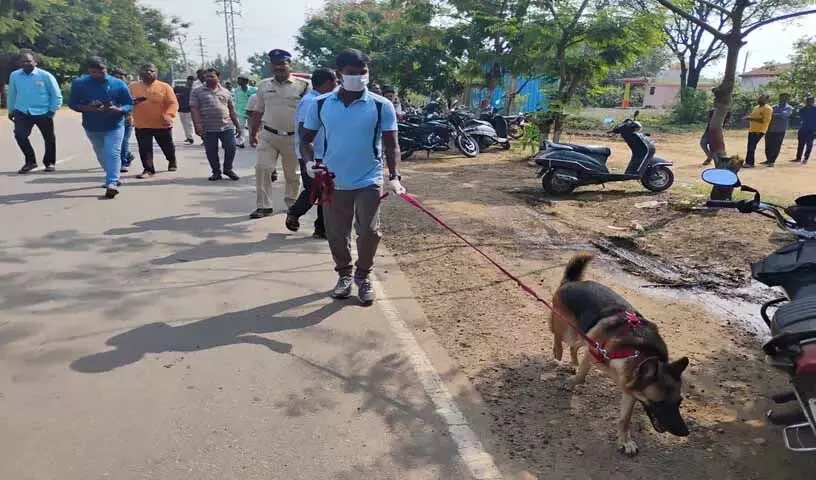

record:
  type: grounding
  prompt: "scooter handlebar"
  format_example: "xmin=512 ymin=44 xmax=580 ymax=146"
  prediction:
xmin=705 ymin=200 xmax=741 ymax=209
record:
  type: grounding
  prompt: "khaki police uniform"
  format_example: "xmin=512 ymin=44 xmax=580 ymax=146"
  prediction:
xmin=253 ymin=75 xmax=310 ymax=208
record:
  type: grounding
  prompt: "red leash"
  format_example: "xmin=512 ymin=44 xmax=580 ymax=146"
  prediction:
xmin=386 ymin=192 xmax=613 ymax=363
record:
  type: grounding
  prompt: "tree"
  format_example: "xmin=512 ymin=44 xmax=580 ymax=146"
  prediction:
xmin=652 ymin=0 xmax=816 ymax=198
xmin=523 ymin=1 xmax=664 ymax=140
xmin=297 ymin=0 xmax=462 ymax=97
xmin=770 ymin=36 xmax=816 ymax=100
xmin=652 ymin=1 xmax=729 ymax=92
xmin=0 ymin=0 xmax=58 ymax=105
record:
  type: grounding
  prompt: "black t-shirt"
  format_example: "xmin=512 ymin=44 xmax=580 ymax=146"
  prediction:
xmin=175 ymin=86 xmax=192 ymax=113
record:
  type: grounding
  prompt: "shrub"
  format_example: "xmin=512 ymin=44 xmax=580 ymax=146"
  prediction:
xmin=670 ymin=88 xmax=710 ymax=125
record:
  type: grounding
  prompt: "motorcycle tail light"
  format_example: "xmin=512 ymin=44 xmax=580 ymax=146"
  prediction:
xmin=796 ymin=343 xmax=816 ymax=375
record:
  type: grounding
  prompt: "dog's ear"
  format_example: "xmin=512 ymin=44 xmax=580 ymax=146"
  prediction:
xmin=628 ymin=357 xmax=660 ymax=390
xmin=666 ymin=357 xmax=689 ymax=380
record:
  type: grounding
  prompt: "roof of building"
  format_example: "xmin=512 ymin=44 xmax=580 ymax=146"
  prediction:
xmin=740 ymin=63 xmax=791 ymax=78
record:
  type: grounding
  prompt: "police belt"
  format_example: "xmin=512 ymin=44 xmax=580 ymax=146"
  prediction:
xmin=263 ymin=125 xmax=295 ymax=136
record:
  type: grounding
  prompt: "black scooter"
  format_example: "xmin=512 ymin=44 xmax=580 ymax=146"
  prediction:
xmin=703 ymin=168 xmax=816 ymax=452
xmin=532 ymin=111 xmax=674 ymax=194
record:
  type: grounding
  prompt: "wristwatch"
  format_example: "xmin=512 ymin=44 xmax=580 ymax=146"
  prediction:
xmin=389 ymin=173 xmax=401 ymax=181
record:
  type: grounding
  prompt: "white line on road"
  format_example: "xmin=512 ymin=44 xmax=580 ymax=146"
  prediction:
xmin=373 ymin=279 xmax=503 ymax=480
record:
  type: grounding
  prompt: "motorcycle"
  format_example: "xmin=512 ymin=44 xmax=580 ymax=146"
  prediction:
xmin=505 ymin=112 xmax=532 ymax=140
xmin=466 ymin=107 xmax=510 ymax=151
xmin=398 ymin=108 xmax=479 ymax=160
xmin=702 ymin=168 xmax=816 ymax=452
xmin=532 ymin=110 xmax=674 ymax=195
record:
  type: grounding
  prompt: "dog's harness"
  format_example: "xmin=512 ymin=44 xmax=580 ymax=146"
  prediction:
xmin=587 ymin=310 xmax=644 ymax=363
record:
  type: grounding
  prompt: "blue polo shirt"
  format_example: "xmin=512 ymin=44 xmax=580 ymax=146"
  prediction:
xmin=304 ymin=90 xmax=397 ymax=190
xmin=7 ymin=68 xmax=62 ymax=116
xmin=295 ymin=89 xmax=327 ymax=160
xmin=801 ymin=106 xmax=816 ymax=131
xmin=68 ymin=74 xmax=133 ymax=132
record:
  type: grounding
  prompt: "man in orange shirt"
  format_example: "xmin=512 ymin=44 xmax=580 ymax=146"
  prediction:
xmin=129 ymin=63 xmax=179 ymax=178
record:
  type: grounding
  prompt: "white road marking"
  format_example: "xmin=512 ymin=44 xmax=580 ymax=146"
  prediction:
xmin=373 ymin=279 xmax=504 ymax=480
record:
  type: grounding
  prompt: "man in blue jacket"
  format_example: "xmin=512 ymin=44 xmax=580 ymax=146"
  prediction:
xmin=69 ymin=57 xmax=133 ymax=199
xmin=7 ymin=51 xmax=62 ymax=174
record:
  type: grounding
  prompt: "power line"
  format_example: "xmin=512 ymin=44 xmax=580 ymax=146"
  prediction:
xmin=197 ymin=35 xmax=207 ymax=66
xmin=216 ymin=0 xmax=241 ymax=77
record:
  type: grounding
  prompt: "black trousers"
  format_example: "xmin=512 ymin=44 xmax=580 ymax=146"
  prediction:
xmin=745 ymin=132 xmax=764 ymax=166
xmin=288 ymin=157 xmax=325 ymax=232
xmin=797 ymin=129 xmax=815 ymax=162
xmin=13 ymin=112 xmax=56 ymax=166
xmin=135 ymin=127 xmax=176 ymax=173
xmin=764 ymin=131 xmax=786 ymax=164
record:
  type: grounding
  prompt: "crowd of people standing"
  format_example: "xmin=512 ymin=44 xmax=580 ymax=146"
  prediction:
xmin=6 ymin=48 xmax=405 ymax=305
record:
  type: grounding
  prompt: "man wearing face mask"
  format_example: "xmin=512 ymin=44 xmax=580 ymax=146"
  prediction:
xmin=301 ymin=49 xmax=404 ymax=305
xmin=248 ymin=49 xmax=310 ymax=219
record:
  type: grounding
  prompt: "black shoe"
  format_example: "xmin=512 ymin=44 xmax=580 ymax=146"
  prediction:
xmin=250 ymin=208 xmax=274 ymax=219
xmin=766 ymin=163 xmax=775 ymax=168
xmin=285 ymin=214 xmax=300 ymax=232
xmin=208 ymin=174 xmax=222 ymax=181
xmin=168 ymin=163 xmax=178 ymax=172
xmin=185 ymin=138 xmax=194 ymax=145
xmin=271 ymin=170 xmax=278 ymax=182
xmin=137 ymin=171 xmax=155 ymax=179
xmin=743 ymin=164 xmax=755 ymax=168
xmin=18 ymin=164 xmax=37 ymax=174
xmin=104 ymin=186 xmax=119 ymax=199
xmin=791 ymin=158 xmax=801 ymax=163
xmin=120 ymin=166 xmax=129 ymax=173
xmin=126 ymin=152 xmax=135 ymax=162
xmin=44 ymin=165 xmax=56 ymax=172
xmin=236 ymin=143 xmax=246 ymax=149
xmin=224 ymin=170 xmax=240 ymax=181
xmin=759 ymin=160 xmax=771 ymax=165
xmin=312 ymin=230 xmax=326 ymax=239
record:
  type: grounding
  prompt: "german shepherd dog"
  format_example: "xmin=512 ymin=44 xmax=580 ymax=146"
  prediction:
xmin=549 ymin=253 xmax=690 ymax=456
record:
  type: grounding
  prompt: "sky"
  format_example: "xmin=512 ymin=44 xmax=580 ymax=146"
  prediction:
xmin=140 ymin=0 xmax=812 ymax=75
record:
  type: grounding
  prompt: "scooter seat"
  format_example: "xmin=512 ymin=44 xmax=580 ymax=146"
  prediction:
xmin=547 ymin=142 xmax=611 ymax=157
xmin=772 ymin=297 xmax=816 ymax=336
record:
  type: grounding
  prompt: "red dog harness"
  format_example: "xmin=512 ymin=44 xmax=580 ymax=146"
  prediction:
xmin=590 ymin=310 xmax=644 ymax=362
xmin=310 ymin=166 xmax=335 ymax=206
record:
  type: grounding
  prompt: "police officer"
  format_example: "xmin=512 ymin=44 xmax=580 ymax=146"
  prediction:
xmin=248 ymin=49 xmax=310 ymax=219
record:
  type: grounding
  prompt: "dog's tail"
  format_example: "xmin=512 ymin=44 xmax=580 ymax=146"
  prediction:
xmin=561 ymin=253 xmax=594 ymax=285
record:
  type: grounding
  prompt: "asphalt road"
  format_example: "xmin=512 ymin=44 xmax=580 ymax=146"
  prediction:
xmin=0 ymin=112 xmax=501 ymax=479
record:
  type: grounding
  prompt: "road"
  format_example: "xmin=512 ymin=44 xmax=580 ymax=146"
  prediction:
xmin=0 ymin=113 xmax=501 ymax=479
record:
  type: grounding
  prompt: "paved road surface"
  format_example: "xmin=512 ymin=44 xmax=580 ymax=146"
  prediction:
xmin=0 ymin=113 xmax=501 ymax=479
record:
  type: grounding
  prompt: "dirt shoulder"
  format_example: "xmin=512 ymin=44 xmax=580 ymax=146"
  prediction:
xmin=380 ymin=133 xmax=816 ymax=479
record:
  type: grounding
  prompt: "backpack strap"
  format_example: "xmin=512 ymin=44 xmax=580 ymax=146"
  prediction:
xmin=299 ymin=80 xmax=309 ymax=98
xmin=373 ymin=99 xmax=383 ymax=159
xmin=317 ymin=97 xmax=327 ymax=157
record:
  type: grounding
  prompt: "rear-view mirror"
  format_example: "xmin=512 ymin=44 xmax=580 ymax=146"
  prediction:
xmin=701 ymin=168 xmax=740 ymax=187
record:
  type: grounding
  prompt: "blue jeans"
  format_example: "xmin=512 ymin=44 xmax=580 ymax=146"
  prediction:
xmin=86 ymin=126 xmax=124 ymax=187
xmin=203 ymin=129 xmax=237 ymax=175
xmin=121 ymin=124 xmax=133 ymax=165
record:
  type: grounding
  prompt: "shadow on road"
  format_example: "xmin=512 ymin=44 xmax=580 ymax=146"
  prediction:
xmin=70 ymin=291 xmax=342 ymax=373
xmin=104 ymin=213 xmax=252 ymax=238
xmin=150 ymin=233 xmax=320 ymax=265
xmin=0 ymin=186 xmax=100 ymax=205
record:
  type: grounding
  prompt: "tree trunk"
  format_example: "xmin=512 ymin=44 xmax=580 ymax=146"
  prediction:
xmin=709 ymin=37 xmax=743 ymax=200
xmin=686 ymin=66 xmax=702 ymax=90
xmin=679 ymin=60 xmax=688 ymax=97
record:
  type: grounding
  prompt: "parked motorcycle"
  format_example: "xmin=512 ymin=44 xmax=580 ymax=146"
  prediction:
xmin=702 ymin=168 xmax=816 ymax=452
xmin=505 ymin=112 xmax=531 ymax=140
xmin=467 ymin=107 xmax=510 ymax=151
xmin=398 ymin=108 xmax=479 ymax=160
xmin=532 ymin=111 xmax=674 ymax=194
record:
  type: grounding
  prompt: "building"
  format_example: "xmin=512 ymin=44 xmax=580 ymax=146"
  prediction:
xmin=620 ymin=64 xmax=716 ymax=109
xmin=739 ymin=63 xmax=790 ymax=91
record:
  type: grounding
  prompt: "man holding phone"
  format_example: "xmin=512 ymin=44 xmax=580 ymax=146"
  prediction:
xmin=129 ymin=63 xmax=179 ymax=179
xmin=68 ymin=56 xmax=133 ymax=198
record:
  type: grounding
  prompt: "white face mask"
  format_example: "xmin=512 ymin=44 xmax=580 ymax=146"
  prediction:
xmin=341 ymin=73 xmax=369 ymax=92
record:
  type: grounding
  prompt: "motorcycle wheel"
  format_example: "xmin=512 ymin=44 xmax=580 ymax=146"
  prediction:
xmin=501 ymin=141 xmax=511 ymax=150
xmin=542 ymin=170 xmax=576 ymax=195
xmin=455 ymin=134 xmax=479 ymax=158
xmin=401 ymin=150 xmax=414 ymax=161
xmin=508 ymin=123 xmax=524 ymax=140
xmin=641 ymin=166 xmax=674 ymax=192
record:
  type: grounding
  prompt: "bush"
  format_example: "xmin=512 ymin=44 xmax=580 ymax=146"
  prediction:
xmin=670 ymin=88 xmax=710 ymax=125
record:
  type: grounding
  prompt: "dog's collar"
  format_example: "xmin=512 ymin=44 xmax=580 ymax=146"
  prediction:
xmin=592 ymin=310 xmax=644 ymax=362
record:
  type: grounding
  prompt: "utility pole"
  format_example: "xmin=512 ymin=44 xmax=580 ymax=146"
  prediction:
xmin=197 ymin=35 xmax=207 ymax=67
xmin=176 ymin=35 xmax=189 ymax=74
xmin=216 ymin=0 xmax=241 ymax=78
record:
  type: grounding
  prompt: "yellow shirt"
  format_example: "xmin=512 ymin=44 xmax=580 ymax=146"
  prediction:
xmin=253 ymin=76 xmax=310 ymax=134
xmin=748 ymin=104 xmax=773 ymax=133
xmin=129 ymin=80 xmax=179 ymax=129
